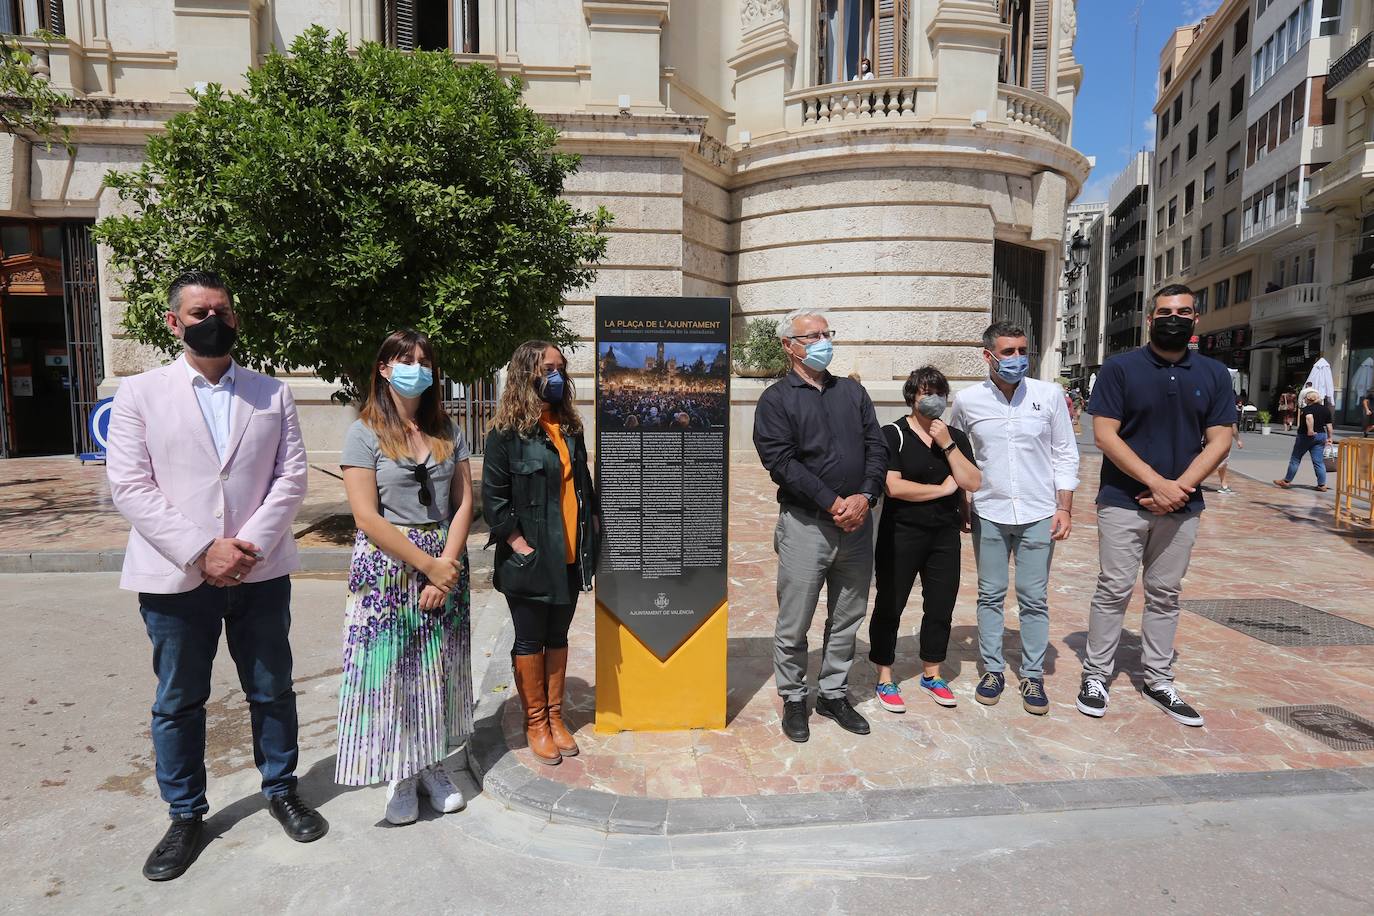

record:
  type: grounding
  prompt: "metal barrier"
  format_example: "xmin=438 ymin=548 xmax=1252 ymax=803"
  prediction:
xmin=1335 ymin=438 xmax=1374 ymax=529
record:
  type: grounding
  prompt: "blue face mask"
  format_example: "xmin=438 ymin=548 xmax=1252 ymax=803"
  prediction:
xmin=992 ymin=354 xmax=1029 ymax=384
xmin=387 ymin=362 xmax=433 ymax=398
xmin=800 ymin=338 xmax=834 ymax=371
xmin=540 ymin=370 xmax=566 ymax=404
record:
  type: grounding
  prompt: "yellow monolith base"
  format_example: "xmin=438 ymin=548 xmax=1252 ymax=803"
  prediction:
xmin=594 ymin=600 xmax=728 ymax=733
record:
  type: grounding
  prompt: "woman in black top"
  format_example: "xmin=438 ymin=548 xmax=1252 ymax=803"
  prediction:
xmin=1274 ymin=389 xmax=1335 ymax=491
xmin=869 ymin=367 xmax=982 ymax=713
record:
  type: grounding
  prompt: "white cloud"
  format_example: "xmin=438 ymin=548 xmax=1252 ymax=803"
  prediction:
xmin=1179 ymin=0 xmax=1217 ymax=22
xmin=1077 ymin=172 xmax=1113 ymax=205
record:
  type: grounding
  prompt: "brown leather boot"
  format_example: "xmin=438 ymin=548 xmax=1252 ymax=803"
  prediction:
xmin=544 ymin=647 xmax=580 ymax=757
xmin=512 ymin=652 xmax=560 ymax=765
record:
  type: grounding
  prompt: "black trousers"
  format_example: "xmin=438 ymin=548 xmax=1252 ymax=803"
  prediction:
xmin=868 ymin=522 xmax=961 ymax=667
xmin=508 ymin=564 xmax=581 ymax=656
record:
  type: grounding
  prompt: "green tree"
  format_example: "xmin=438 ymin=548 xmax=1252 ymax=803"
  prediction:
xmin=95 ymin=27 xmax=609 ymax=398
xmin=0 ymin=32 xmax=74 ymax=152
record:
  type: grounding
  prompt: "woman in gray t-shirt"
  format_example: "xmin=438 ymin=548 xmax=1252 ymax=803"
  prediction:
xmin=334 ymin=329 xmax=474 ymax=827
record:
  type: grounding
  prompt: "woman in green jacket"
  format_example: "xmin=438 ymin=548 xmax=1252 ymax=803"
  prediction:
xmin=483 ymin=340 xmax=597 ymax=765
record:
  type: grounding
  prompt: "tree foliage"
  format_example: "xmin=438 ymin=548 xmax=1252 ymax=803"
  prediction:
xmin=0 ymin=33 xmax=74 ymax=152
xmin=95 ymin=27 xmax=609 ymax=399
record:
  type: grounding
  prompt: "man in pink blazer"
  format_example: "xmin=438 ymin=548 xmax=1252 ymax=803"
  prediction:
xmin=107 ymin=270 xmax=327 ymax=882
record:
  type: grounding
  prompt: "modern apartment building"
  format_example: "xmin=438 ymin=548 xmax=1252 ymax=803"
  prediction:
xmin=1080 ymin=208 xmax=1109 ymax=390
xmin=1238 ymin=0 xmax=1345 ymax=410
xmin=1151 ymin=0 xmax=1258 ymax=391
xmin=0 ymin=0 xmax=1090 ymax=457
xmin=1104 ymin=151 xmax=1152 ymax=361
xmin=1060 ymin=199 xmax=1107 ymax=388
xmin=1306 ymin=0 xmax=1374 ymax=425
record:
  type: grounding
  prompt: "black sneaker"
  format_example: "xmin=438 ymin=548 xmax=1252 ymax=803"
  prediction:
xmin=142 ymin=816 xmax=203 ymax=882
xmin=1143 ymin=683 xmax=1205 ymax=727
xmin=1075 ymin=677 xmax=1109 ymax=718
xmin=975 ymin=671 xmax=1005 ymax=706
xmin=782 ymin=699 xmax=810 ymax=743
xmin=815 ymin=695 xmax=871 ymax=735
xmin=1020 ymin=677 xmax=1049 ymax=715
xmin=269 ymin=791 xmax=328 ymax=843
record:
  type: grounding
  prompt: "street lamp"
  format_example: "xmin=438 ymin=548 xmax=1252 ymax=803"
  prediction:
xmin=1064 ymin=230 xmax=1091 ymax=279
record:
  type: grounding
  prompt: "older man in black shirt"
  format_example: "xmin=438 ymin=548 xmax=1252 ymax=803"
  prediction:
xmin=753 ymin=309 xmax=887 ymax=742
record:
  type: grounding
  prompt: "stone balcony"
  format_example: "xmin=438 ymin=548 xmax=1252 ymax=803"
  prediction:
xmin=1307 ymin=142 xmax=1374 ymax=209
xmin=1328 ymin=32 xmax=1374 ymax=101
xmin=1251 ymin=282 xmax=1327 ymax=326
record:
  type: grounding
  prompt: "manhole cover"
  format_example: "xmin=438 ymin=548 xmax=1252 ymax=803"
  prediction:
xmin=1260 ymin=705 xmax=1374 ymax=751
xmin=1182 ymin=599 xmax=1374 ymax=647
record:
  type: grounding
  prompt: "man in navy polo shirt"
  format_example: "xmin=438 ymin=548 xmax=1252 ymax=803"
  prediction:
xmin=1077 ymin=284 xmax=1235 ymax=727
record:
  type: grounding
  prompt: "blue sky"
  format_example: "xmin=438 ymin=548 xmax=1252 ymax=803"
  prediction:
xmin=1073 ymin=0 xmax=1221 ymax=203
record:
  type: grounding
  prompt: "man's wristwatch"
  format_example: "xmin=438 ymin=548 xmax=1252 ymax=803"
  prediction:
xmin=863 ymin=492 xmax=879 ymax=509
xmin=942 ymin=441 xmax=958 ymax=455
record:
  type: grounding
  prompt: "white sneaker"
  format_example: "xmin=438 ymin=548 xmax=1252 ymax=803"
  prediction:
xmin=385 ymin=776 xmax=419 ymax=825
xmin=417 ymin=764 xmax=466 ymax=814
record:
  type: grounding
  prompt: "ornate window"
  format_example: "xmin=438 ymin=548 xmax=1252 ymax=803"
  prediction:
xmin=999 ymin=0 xmax=1052 ymax=92
xmin=382 ymin=0 xmax=479 ymax=53
xmin=0 ymin=0 xmax=60 ymax=36
xmin=815 ymin=0 xmax=909 ymax=84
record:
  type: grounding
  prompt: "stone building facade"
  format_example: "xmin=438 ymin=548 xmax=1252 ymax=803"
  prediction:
xmin=0 ymin=0 xmax=1088 ymax=457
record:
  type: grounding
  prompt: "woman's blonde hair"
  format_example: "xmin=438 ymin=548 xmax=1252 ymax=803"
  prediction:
xmin=491 ymin=340 xmax=582 ymax=436
xmin=359 ymin=329 xmax=454 ymax=464
xmin=1304 ymin=389 xmax=1322 ymax=404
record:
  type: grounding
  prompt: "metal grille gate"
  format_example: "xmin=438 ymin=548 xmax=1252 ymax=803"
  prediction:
xmin=62 ymin=224 xmax=103 ymax=457
xmin=443 ymin=376 xmax=499 ymax=457
xmin=992 ymin=239 xmax=1046 ymax=373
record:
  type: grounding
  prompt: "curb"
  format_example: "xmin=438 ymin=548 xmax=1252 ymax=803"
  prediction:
xmin=465 ymin=630 xmax=1374 ymax=834
xmin=0 ymin=547 xmax=353 ymax=575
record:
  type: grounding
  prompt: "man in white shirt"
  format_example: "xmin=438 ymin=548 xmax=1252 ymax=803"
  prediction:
xmin=949 ymin=321 xmax=1080 ymax=714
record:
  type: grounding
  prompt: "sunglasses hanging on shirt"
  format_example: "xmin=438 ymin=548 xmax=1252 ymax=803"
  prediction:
xmin=412 ymin=463 xmax=433 ymax=507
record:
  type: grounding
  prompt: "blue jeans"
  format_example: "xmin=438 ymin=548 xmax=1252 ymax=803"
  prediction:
xmin=971 ymin=515 xmax=1055 ymax=679
xmin=1284 ymin=433 xmax=1328 ymax=486
xmin=139 ymin=576 xmax=298 ymax=819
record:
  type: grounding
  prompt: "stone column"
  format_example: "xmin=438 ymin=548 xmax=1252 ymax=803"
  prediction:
xmin=925 ymin=0 xmax=1008 ymax=122
xmin=582 ymin=0 xmax=670 ymax=110
xmin=728 ymin=1 xmax=796 ymax=140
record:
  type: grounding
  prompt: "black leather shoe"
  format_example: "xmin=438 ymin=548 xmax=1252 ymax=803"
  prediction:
xmin=816 ymin=695 xmax=871 ymax=735
xmin=269 ymin=791 xmax=328 ymax=843
xmin=782 ymin=699 xmax=810 ymax=743
xmin=142 ymin=816 xmax=203 ymax=882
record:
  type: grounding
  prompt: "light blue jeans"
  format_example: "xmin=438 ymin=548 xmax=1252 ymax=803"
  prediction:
xmin=971 ymin=515 xmax=1055 ymax=679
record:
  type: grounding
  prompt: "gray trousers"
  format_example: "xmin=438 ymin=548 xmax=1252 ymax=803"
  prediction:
xmin=773 ymin=504 xmax=874 ymax=701
xmin=1083 ymin=505 xmax=1201 ymax=688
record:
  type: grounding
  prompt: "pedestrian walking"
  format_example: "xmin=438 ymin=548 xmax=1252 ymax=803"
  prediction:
xmin=949 ymin=321 xmax=1079 ymax=715
xmin=1077 ymin=284 xmax=1236 ymax=728
xmin=336 ymin=329 xmax=474 ymax=825
xmin=106 ymin=270 xmax=326 ymax=882
xmin=753 ymin=308 xmax=887 ymax=743
xmin=1361 ymin=387 xmax=1373 ymax=438
xmin=869 ymin=367 xmax=981 ymax=713
xmin=1273 ymin=390 xmax=1335 ymax=492
xmin=1278 ymin=387 xmax=1298 ymax=432
xmin=483 ymin=341 xmax=597 ymax=766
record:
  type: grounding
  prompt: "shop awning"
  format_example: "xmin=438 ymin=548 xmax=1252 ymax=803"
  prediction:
xmin=1250 ymin=331 xmax=1319 ymax=350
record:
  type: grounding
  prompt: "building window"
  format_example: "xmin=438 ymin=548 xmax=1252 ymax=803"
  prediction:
xmin=1156 ymin=205 xmax=1166 ymax=233
xmin=992 ymin=239 xmax=1048 ymax=371
xmin=1215 ymin=278 xmax=1231 ymax=309
xmin=1235 ymin=270 xmax=1251 ymax=302
xmin=0 ymin=0 xmax=54 ymax=34
xmin=1166 ymin=247 xmax=1176 ymax=276
xmin=1168 ymin=196 xmax=1178 ymax=226
xmin=820 ymin=0 xmax=911 ymax=84
xmin=1160 ymin=110 xmax=1171 ymax=140
xmin=1319 ymin=0 xmax=1342 ymax=37
xmin=1195 ymin=286 xmax=1209 ymax=315
xmin=1185 ymin=181 xmax=1196 ymax=213
xmin=1223 ymin=208 xmax=1238 ymax=246
xmin=1233 ymin=13 xmax=1249 ymax=54
xmin=382 ymin=0 xmax=480 ymax=52
xmin=1210 ymin=44 xmax=1224 ymax=82
xmin=1207 ymin=104 xmax=1220 ymax=141
xmin=1200 ymin=223 xmax=1213 ymax=260
xmin=1204 ymin=163 xmax=1216 ymax=200
xmin=1187 ymin=126 xmax=1198 ymax=160
xmin=1190 ymin=72 xmax=1201 ymax=106
xmin=1226 ymin=143 xmax=1241 ymax=182
xmin=1182 ymin=237 xmax=1193 ymax=270
xmin=1155 ymin=254 xmax=1163 ymax=280
xmin=1163 ymin=65 xmax=1174 ymax=88
xmin=1173 ymin=95 xmax=1183 ymax=123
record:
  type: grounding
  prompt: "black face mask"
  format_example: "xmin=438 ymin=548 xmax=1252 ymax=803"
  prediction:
xmin=1149 ymin=314 xmax=1194 ymax=351
xmin=182 ymin=313 xmax=237 ymax=358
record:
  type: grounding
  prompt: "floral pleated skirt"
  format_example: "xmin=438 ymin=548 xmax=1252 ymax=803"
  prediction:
xmin=335 ymin=525 xmax=473 ymax=786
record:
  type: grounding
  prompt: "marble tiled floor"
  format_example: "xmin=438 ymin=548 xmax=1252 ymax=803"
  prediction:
xmin=502 ymin=456 xmax=1374 ymax=798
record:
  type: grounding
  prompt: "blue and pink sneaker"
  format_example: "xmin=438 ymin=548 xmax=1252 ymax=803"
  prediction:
xmin=875 ymin=681 xmax=906 ymax=713
xmin=918 ymin=675 xmax=958 ymax=708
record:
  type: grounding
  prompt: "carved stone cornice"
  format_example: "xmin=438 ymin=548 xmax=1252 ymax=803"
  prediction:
xmin=925 ymin=0 xmax=1011 ymax=45
xmin=728 ymin=18 xmax=797 ymax=76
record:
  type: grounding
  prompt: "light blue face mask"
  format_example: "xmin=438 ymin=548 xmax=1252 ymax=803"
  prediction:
xmin=801 ymin=337 xmax=834 ymax=371
xmin=387 ymin=362 xmax=433 ymax=398
xmin=993 ymin=353 xmax=1030 ymax=384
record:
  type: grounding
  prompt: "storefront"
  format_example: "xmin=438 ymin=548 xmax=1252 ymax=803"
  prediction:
xmin=1250 ymin=327 xmax=1321 ymax=413
xmin=1198 ymin=326 xmax=1251 ymax=392
xmin=1344 ymin=312 xmax=1374 ymax=426
xmin=0 ymin=220 xmax=103 ymax=458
